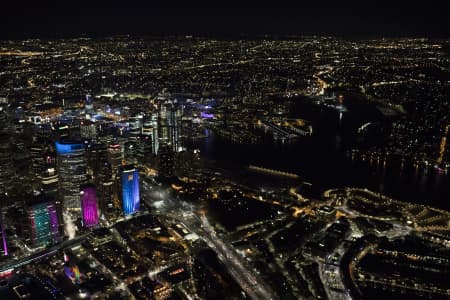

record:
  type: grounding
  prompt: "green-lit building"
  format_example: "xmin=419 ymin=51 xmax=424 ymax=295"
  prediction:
xmin=27 ymin=197 xmax=60 ymax=247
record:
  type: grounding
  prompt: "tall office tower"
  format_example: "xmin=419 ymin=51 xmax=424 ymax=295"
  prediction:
xmin=0 ymin=213 xmax=7 ymax=256
xmin=150 ymin=114 xmax=159 ymax=154
xmin=34 ymin=124 xmax=53 ymax=141
xmin=124 ymin=141 xmax=138 ymax=165
xmin=30 ymin=141 xmax=45 ymax=177
xmin=0 ymin=104 xmax=12 ymax=134
xmin=137 ymin=136 xmax=152 ymax=165
xmin=80 ymin=120 xmax=97 ymax=141
xmin=80 ymin=184 xmax=99 ymax=228
xmin=39 ymin=166 xmax=59 ymax=196
xmin=129 ymin=116 xmax=143 ymax=138
xmin=86 ymin=143 xmax=109 ymax=179
xmin=157 ymin=143 xmax=175 ymax=179
xmin=13 ymin=120 xmax=31 ymax=176
xmin=27 ymin=196 xmax=60 ymax=247
xmin=0 ymin=133 xmax=14 ymax=195
xmin=88 ymin=143 xmax=112 ymax=209
xmin=85 ymin=94 xmax=94 ymax=120
xmin=158 ymin=103 xmax=182 ymax=153
xmin=55 ymin=141 xmax=87 ymax=212
xmin=119 ymin=165 xmax=140 ymax=216
xmin=107 ymin=143 xmax=122 ymax=177
xmin=142 ymin=120 xmax=154 ymax=137
xmin=99 ymin=180 xmax=114 ymax=220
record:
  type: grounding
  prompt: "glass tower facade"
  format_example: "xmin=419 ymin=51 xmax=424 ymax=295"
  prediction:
xmin=120 ymin=165 xmax=140 ymax=216
xmin=28 ymin=200 xmax=60 ymax=247
xmin=55 ymin=141 xmax=87 ymax=211
xmin=80 ymin=184 xmax=99 ymax=227
xmin=0 ymin=133 xmax=13 ymax=194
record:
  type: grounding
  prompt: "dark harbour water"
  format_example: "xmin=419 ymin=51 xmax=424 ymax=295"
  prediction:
xmin=192 ymin=95 xmax=450 ymax=211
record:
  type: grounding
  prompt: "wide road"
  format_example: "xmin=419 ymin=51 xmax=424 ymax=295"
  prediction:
xmin=174 ymin=209 xmax=278 ymax=300
xmin=142 ymin=182 xmax=278 ymax=300
xmin=195 ymin=214 xmax=279 ymax=300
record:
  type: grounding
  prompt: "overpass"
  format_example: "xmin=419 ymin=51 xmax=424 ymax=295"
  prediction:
xmin=0 ymin=234 xmax=88 ymax=273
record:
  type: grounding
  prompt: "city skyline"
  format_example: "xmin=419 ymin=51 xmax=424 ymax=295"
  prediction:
xmin=0 ymin=4 xmax=449 ymax=299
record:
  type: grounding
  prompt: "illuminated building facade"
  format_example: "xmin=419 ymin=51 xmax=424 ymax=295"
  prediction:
xmin=55 ymin=141 xmax=87 ymax=211
xmin=107 ymin=143 xmax=122 ymax=177
xmin=80 ymin=121 xmax=97 ymax=140
xmin=0 ymin=213 xmax=7 ymax=256
xmin=85 ymin=94 xmax=94 ymax=120
xmin=119 ymin=165 xmax=140 ymax=216
xmin=80 ymin=184 xmax=99 ymax=227
xmin=64 ymin=264 xmax=81 ymax=283
xmin=158 ymin=103 xmax=182 ymax=153
xmin=157 ymin=143 xmax=175 ymax=179
xmin=39 ymin=167 xmax=59 ymax=196
xmin=0 ymin=133 xmax=13 ymax=194
xmin=27 ymin=198 xmax=60 ymax=247
xmin=87 ymin=143 xmax=113 ymax=219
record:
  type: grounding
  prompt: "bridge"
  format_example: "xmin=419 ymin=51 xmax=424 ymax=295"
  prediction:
xmin=248 ymin=165 xmax=300 ymax=179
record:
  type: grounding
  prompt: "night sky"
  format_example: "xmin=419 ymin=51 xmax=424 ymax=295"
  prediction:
xmin=1 ymin=1 xmax=449 ymax=39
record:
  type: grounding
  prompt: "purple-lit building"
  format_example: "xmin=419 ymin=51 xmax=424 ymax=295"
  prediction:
xmin=0 ymin=213 xmax=7 ymax=256
xmin=80 ymin=184 xmax=99 ymax=227
xmin=200 ymin=112 xmax=214 ymax=119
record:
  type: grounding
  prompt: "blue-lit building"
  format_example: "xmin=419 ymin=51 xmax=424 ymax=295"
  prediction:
xmin=55 ymin=141 xmax=87 ymax=211
xmin=119 ymin=165 xmax=140 ymax=216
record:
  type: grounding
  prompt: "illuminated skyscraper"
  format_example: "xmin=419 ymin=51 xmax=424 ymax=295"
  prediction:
xmin=158 ymin=103 xmax=182 ymax=153
xmin=80 ymin=120 xmax=97 ymax=140
xmin=137 ymin=136 xmax=153 ymax=165
xmin=39 ymin=166 xmax=59 ymax=196
xmin=107 ymin=143 xmax=122 ymax=177
xmin=0 ymin=133 xmax=14 ymax=194
xmin=55 ymin=141 xmax=87 ymax=212
xmin=87 ymin=143 xmax=113 ymax=218
xmin=157 ymin=143 xmax=175 ymax=179
xmin=0 ymin=213 xmax=7 ymax=256
xmin=80 ymin=184 xmax=99 ymax=227
xmin=27 ymin=196 xmax=60 ymax=247
xmin=150 ymin=113 xmax=159 ymax=154
xmin=124 ymin=141 xmax=138 ymax=165
xmin=119 ymin=165 xmax=140 ymax=216
xmin=85 ymin=94 xmax=94 ymax=120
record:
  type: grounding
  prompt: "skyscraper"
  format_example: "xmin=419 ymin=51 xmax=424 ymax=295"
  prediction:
xmin=158 ymin=103 xmax=182 ymax=153
xmin=55 ymin=141 xmax=87 ymax=212
xmin=119 ymin=165 xmax=140 ymax=216
xmin=80 ymin=184 xmax=99 ymax=227
xmin=0 ymin=213 xmax=8 ymax=256
xmin=80 ymin=120 xmax=97 ymax=141
xmin=85 ymin=94 xmax=94 ymax=120
xmin=87 ymin=143 xmax=113 ymax=218
xmin=157 ymin=143 xmax=175 ymax=179
xmin=137 ymin=136 xmax=153 ymax=165
xmin=124 ymin=141 xmax=138 ymax=165
xmin=0 ymin=133 xmax=14 ymax=195
xmin=107 ymin=143 xmax=122 ymax=177
xmin=27 ymin=196 xmax=60 ymax=247
xmin=39 ymin=166 xmax=59 ymax=196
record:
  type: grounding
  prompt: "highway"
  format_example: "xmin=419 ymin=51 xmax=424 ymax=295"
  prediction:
xmin=194 ymin=214 xmax=278 ymax=300
xmin=142 ymin=182 xmax=278 ymax=300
